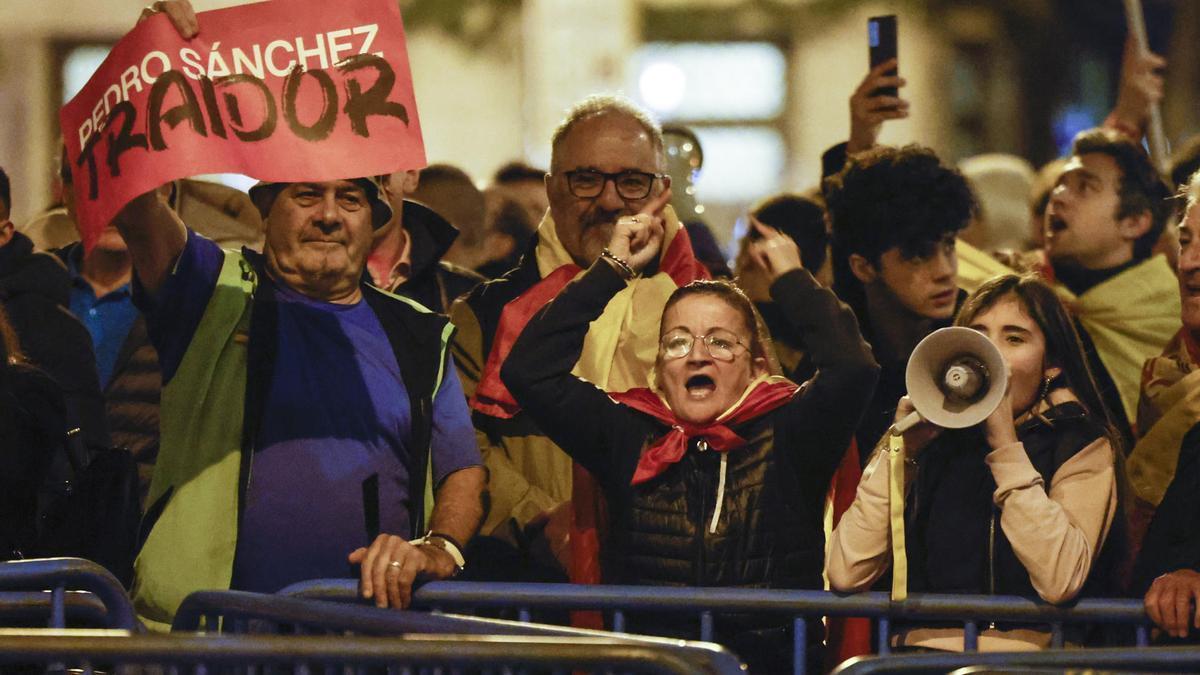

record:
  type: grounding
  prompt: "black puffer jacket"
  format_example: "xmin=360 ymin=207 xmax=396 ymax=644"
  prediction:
xmin=503 ymin=261 xmax=878 ymax=671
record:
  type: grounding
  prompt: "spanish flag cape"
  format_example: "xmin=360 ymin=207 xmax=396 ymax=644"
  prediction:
xmin=956 ymin=239 xmax=1180 ymax=424
xmin=1128 ymin=329 xmax=1200 ymax=507
xmin=470 ymin=205 xmax=709 ymax=597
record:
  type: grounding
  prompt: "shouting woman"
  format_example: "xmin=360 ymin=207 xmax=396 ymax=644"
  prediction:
xmin=501 ymin=191 xmax=878 ymax=672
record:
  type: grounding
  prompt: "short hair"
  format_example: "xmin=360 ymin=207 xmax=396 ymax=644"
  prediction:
xmin=0 ymin=166 xmax=10 ymax=216
xmin=412 ymin=163 xmax=485 ymax=245
xmin=493 ymin=161 xmax=546 ymax=185
xmin=550 ymin=95 xmax=663 ymax=171
xmin=825 ymin=144 xmax=976 ymax=301
xmin=750 ymin=193 xmax=828 ymax=273
xmin=1070 ymin=128 xmax=1172 ymax=261
xmin=1181 ymin=168 xmax=1200 ymax=210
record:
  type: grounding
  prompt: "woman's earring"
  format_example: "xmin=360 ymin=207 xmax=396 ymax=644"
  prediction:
xmin=1036 ymin=375 xmax=1053 ymax=403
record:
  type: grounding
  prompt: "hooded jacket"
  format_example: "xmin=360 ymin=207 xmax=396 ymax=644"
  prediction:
xmin=375 ymin=200 xmax=485 ymax=313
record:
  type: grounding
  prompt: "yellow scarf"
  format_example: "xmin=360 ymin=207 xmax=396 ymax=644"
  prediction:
xmin=534 ymin=205 xmax=692 ymax=393
xmin=1128 ymin=331 xmax=1200 ymax=505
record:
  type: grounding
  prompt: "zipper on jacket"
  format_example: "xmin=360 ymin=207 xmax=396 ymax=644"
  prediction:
xmin=988 ymin=505 xmax=997 ymax=631
xmin=695 ymin=439 xmax=709 ymax=587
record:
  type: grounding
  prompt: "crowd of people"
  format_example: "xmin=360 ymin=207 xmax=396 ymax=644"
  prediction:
xmin=4 ymin=0 xmax=1200 ymax=671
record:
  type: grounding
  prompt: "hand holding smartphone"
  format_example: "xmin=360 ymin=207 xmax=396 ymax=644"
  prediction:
xmin=847 ymin=14 xmax=908 ymax=154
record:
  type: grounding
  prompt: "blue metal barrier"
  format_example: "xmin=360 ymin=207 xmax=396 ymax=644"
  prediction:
xmin=175 ymin=589 xmax=746 ymax=672
xmin=830 ymin=646 xmax=1200 ymax=674
xmin=0 ymin=558 xmax=138 ymax=630
xmin=0 ymin=632 xmax=747 ymax=675
xmin=280 ymin=580 xmax=1153 ymax=675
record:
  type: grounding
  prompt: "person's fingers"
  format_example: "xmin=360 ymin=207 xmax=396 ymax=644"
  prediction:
xmin=359 ymin=536 xmax=383 ymax=599
xmin=385 ymin=559 xmax=404 ymax=609
xmin=162 ymin=0 xmax=198 ymax=38
xmin=748 ymin=215 xmax=778 ymax=240
xmin=1145 ymin=52 xmax=1167 ymax=70
xmin=371 ymin=539 xmax=399 ymax=608
xmin=866 ymin=96 xmax=909 ymax=109
xmin=868 ymin=76 xmax=906 ymax=90
xmin=1192 ymin=586 xmax=1200 ymax=630
xmin=747 ymin=241 xmax=770 ymax=273
xmin=868 ymin=110 xmax=910 ymax=123
xmin=347 ymin=547 xmax=367 ymax=564
xmin=1175 ymin=587 xmax=1193 ymax=637
xmin=1145 ymin=584 xmax=1164 ymax=628
xmin=638 ymin=187 xmax=672 ymax=217
xmin=395 ymin=554 xmax=422 ymax=609
xmin=867 ymin=57 xmax=899 ymax=79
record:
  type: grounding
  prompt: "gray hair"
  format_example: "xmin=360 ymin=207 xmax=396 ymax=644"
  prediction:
xmin=550 ymin=95 xmax=664 ymax=171
xmin=1186 ymin=168 xmax=1200 ymax=208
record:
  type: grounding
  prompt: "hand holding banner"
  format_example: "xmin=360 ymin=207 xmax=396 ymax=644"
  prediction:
xmin=60 ymin=0 xmax=426 ymax=249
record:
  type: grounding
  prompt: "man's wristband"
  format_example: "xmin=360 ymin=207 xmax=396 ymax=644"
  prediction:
xmin=411 ymin=531 xmax=466 ymax=574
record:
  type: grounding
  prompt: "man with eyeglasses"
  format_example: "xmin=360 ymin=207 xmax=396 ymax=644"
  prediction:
xmin=449 ymin=95 xmax=710 ymax=587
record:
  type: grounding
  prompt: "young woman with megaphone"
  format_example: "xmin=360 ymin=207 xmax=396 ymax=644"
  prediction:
xmin=828 ymin=273 xmax=1125 ymax=651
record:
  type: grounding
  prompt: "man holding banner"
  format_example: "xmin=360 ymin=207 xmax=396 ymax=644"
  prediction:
xmin=66 ymin=0 xmax=485 ymax=628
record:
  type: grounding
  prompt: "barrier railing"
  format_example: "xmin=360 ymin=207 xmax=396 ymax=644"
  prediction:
xmin=280 ymin=579 xmax=1153 ymax=675
xmin=831 ymin=646 xmax=1200 ymax=674
xmin=0 ymin=632 xmax=747 ymax=675
xmin=175 ymin=589 xmax=746 ymax=672
xmin=0 ymin=558 xmax=137 ymax=630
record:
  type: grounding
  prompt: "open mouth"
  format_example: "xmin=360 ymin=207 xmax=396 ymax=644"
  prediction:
xmin=685 ymin=374 xmax=716 ymax=399
xmin=1183 ymin=279 xmax=1200 ymax=297
xmin=1047 ymin=216 xmax=1068 ymax=234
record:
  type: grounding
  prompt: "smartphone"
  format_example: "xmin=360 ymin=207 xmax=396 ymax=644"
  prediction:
xmin=868 ymin=15 xmax=898 ymax=98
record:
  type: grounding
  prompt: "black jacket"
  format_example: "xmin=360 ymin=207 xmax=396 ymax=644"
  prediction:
xmin=1132 ymin=421 xmax=1200 ymax=597
xmin=0 ymin=232 xmax=108 ymax=448
xmin=384 ymin=200 xmax=484 ymax=313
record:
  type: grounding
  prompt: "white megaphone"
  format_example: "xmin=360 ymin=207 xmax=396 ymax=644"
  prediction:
xmin=890 ymin=326 xmax=1009 ymax=435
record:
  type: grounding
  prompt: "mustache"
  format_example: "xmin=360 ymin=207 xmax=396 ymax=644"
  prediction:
xmin=581 ymin=209 xmax=624 ymax=230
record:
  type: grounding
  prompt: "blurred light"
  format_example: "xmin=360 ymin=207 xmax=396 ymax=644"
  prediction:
xmin=1053 ymin=106 xmax=1099 ymax=156
xmin=62 ymin=45 xmax=112 ymax=103
xmin=639 ymin=61 xmax=687 ymax=115
xmin=631 ymin=42 xmax=785 ymax=121
xmin=692 ymin=126 xmax=784 ymax=202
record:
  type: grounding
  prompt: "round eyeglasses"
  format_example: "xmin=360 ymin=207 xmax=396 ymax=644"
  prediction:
xmin=660 ymin=328 xmax=748 ymax=362
xmin=564 ymin=169 xmax=666 ymax=200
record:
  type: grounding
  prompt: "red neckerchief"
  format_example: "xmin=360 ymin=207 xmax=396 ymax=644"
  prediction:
xmin=470 ymin=226 xmax=709 ymax=418
xmin=610 ymin=379 xmax=801 ymax=485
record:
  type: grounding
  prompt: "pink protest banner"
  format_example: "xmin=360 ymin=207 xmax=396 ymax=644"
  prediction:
xmin=60 ymin=0 xmax=425 ymax=249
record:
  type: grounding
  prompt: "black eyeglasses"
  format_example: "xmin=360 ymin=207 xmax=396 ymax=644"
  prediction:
xmin=563 ymin=169 xmax=666 ymax=200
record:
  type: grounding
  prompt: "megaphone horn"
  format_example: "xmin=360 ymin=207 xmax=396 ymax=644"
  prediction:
xmin=890 ymin=327 xmax=1008 ymax=436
